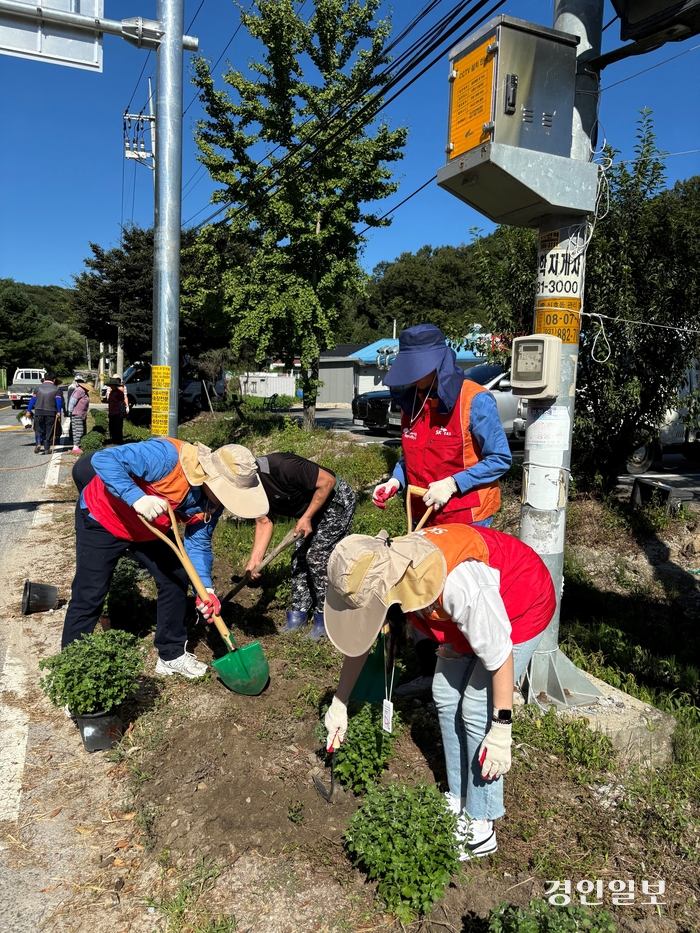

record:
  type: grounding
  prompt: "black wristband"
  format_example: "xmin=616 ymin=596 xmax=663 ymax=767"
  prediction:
xmin=492 ymin=708 xmax=512 ymax=725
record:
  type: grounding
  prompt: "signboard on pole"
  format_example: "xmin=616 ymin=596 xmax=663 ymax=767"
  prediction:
xmin=0 ymin=0 xmax=104 ymax=71
xmin=534 ymin=228 xmax=583 ymax=344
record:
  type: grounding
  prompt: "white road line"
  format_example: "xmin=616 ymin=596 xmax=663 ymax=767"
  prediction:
xmin=43 ymin=452 xmax=63 ymax=488
xmin=0 ymin=652 xmax=29 ymax=822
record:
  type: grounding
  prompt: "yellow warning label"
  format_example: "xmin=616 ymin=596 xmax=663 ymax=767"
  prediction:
xmin=535 ymin=298 xmax=582 ymax=345
xmin=152 ymin=389 xmax=169 ymax=413
xmin=151 ymin=412 xmax=170 ymax=436
xmin=151 ymin=366 xmax=171 ymax=389
xmin=539 ymin=230 xmax=561 ymax=251
xmin=449 ymin=36 xmax=496 ymax=160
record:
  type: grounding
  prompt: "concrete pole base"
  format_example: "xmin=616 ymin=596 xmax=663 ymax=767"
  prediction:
xmin=521 ymin=647 xmax=603 ymax=708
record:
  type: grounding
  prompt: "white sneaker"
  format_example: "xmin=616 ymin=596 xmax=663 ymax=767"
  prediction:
xmin=443 ymin=791 xmax=466 ymax=816
xmin=456 ymin=814 xmax=497 ymax=860
xmin=394 ymin=675 xmax=434 ymax=697
xmin=155 ymin=647 xmax=207 ymax=679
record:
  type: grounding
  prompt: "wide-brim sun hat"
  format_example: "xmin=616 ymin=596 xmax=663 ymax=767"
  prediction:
xmin=324 ymin=531 xmax=447 ymax=657
xmin=196 ymin=443 xmax=269 ymax=519
xmin=383 ymin=324 xmax=451 ymax=387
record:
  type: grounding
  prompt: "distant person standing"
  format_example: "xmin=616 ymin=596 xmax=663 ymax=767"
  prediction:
xmin=106 ymin=376 xmax=129 ymax=445
xmin=27 ymin=374 xmax=63 ymax=455
xmin=68 ymin=378 xmax=90 ymax=454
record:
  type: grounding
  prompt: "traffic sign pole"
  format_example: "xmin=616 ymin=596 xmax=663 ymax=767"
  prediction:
xmin=519 ymin=0 xmax=606 ymax=707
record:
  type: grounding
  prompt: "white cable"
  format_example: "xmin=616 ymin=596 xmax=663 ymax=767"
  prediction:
xmin=589 ymin=314 xmax=612 ymax=363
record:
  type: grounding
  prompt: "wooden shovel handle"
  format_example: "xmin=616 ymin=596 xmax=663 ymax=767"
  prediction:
xmin=406 ymin=484 xmax=433 ymax=534
xmin=221 ymin=526 xmax=298 ymax=606
xmin=138 ymin=505 xmax=235 ymax=650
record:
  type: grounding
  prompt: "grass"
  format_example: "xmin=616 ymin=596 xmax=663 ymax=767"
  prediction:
xmin=148 ymin=858 xmax=237 ymax=933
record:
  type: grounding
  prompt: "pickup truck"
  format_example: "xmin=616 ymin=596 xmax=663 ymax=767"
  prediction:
xmin=8 ymin=367 xmax=46 ymax=409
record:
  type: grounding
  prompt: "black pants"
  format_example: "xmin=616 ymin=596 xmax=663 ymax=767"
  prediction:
xmin=35 ymin=412 xmax=58 ymax=453
xmin=62 ymin=456 xmax=189 ymax=660
xmin=109 ymin=415 xmax=125 ymax=445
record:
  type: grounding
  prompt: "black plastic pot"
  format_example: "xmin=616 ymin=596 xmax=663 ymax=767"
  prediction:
xmin=74 ymin=707 xmax=123 ymax=752
xmin=22 ymin=580 xmax=59 ymax=615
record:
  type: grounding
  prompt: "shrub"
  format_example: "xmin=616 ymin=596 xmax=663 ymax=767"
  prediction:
xmin=315 ymin=701 xmax=401 ymax=794
xmin=39 ymin=629 xmax=144 ymax=715
xmin=488 ymin=898 xmax=616 ymax=933
xmin=80 ymin=430 xmax=105 ymax=453
xmin=346 ymin=782 xmax=461 ymax=922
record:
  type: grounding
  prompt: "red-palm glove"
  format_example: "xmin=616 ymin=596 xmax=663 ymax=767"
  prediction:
xmin=196 ymin=588 xmax=221 ymax=623
xmin=372 ymin=478 xmax=400 ymax=509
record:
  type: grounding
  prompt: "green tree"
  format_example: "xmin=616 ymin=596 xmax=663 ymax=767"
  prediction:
xmin=191 ymin=0 xmax=406 ymax=427
xmin=472 ymin=111 xmax=700 ymax=488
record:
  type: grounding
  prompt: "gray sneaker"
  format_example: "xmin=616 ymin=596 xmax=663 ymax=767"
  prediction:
xmin=155 ymin=647 xmax=207 ymax=679
xmin=394 ymin=675 xmax=433 ymax=698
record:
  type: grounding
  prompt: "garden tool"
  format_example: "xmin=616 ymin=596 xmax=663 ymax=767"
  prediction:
xmin=313 ymin=734 xmax=340 ymax=802
xmin=350 ymin=486 xmax=432 ymax=703
xmin=220 ymin=527 xmax=298 ymax=607
xmin=139 ymin=504 xmax=269 ymax=696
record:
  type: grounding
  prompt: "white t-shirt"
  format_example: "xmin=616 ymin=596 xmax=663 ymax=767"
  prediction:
xmin=440 ymin=560 xmax=512 ymax=671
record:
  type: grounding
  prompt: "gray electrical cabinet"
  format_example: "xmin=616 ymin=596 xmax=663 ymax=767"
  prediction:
xmin=437 ymin=16 xmax=600 ymax=228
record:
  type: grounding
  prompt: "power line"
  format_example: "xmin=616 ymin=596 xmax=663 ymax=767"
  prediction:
xmin=186 ymin=0 xmax=207 ymax=32
xmin=357 ymin=175 xmax=437 ymax=236
xmin=600 ymin=41 xmax=700 ymax=92
xmin=126 ymin=53 xmax=152 ymax=112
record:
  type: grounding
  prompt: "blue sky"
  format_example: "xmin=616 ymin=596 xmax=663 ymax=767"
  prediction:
xmin=0 ymin=0 xmax=698 ymax=288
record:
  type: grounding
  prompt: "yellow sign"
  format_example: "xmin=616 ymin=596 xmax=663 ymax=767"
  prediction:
xmin=151 ymin=412 xmax=169 ymax=436
xmin=151 ymin=366 xmax=171 ymax=389
xmin=152 ymin=389 xmax=169 ymax=413
xmin=535 ymin=298 xmax=582 ymax=345
xmin=539 ymin=230 xmax=561 ymax=251
xmin=449 ymin=36 xmax=496 ymax=160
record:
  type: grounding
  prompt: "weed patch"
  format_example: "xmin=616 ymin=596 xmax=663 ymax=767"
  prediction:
xmin=486 ymin=898 xmax=616 ymax=932
xmin=513 ymin=706 xmax=616 ymax=783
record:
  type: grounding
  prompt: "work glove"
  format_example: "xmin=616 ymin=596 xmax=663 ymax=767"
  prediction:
xmin=324 ymin=696 xmax=348 ymax=753
xmin=372 ymin=478 xmax=401 ymax=509
xmin=132 ymin=495 xmax=169 ymax=522
xmin=478 ymin=721 xmax=512 ymax=780
xmin=423 ymin=476 xmax=458 ymax=510
xmin=196 ymin=588 xmax=221 ymax=624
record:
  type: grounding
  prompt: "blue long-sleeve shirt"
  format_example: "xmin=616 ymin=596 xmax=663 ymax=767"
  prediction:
xmin=391 ymin=389 xmax=511 ymax=494
xmin=81 ymin=439 xmax=222 ymax=587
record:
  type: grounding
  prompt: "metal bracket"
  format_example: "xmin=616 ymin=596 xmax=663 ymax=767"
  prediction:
xmin=121 ymin=17 xmax=164 ymax=50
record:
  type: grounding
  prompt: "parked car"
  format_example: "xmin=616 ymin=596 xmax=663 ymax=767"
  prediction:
xmin=8 ymin=367 xmax=46 ymax=408
xmin=352 ymin=389 xmax=392 ymax=434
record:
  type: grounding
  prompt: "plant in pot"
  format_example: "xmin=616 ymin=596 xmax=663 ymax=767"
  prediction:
xmin=39 ymin=629 xmax=145 ymax=752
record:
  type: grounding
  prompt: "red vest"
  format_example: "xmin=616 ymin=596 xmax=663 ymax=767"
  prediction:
xmin=83 ymin=438 xmax=202 ymax=542
xmin=408 ymin=524 xmax=555 ymax=654
xmin=401 ymin=380 xmax=501 ymax=526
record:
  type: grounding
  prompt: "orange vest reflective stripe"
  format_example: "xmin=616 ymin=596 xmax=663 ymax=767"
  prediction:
xmin=83 ymin=438 xmax=203 ymax=541
xmin=408 ymin=524 xmax=555 ymax=654
xmin=401 ymin=380 xmax=500 ymax=526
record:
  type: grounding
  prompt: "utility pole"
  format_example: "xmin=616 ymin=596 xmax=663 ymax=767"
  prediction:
xmin=519 ymin=0 xmax=605 ymax=707
xmin=151 ymin=0 xmax=185 ymax=439
xmin=116 ymin=328 xmax=124 ymax=378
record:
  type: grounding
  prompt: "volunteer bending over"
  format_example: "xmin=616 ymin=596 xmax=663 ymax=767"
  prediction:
xmin=62 ymin=441 xmax=268 ymax=678
xmin=322 ymin=523 xmax=555 ymax=860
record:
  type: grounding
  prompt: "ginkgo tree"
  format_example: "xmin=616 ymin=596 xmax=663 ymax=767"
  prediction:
xmin=190 ymin=0 xmax=407 ymax=427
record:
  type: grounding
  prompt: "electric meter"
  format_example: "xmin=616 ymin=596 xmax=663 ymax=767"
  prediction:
xmin=510 ymin=334 xmax=561 ymax=399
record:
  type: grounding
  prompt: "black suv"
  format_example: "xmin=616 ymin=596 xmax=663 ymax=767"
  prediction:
xmin=352 ymin=389 xmax=392 ymax=434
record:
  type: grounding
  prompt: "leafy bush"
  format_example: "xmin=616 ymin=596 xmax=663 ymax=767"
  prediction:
xmin=80 ymin=430 xmax=105 ymax=453
xmin=39 ymin=629 xmax=144 ymax=715
xmin=488 ymin=898 xmax=616 ymax=933
xmin=346 ymin=782 xmax=461 ymax=922
xmin=316 ymin=701 xmax=401 ymax=794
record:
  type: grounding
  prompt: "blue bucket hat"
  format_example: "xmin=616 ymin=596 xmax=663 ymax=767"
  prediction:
xmin=384 ymin=324 xmax=465 ymax=413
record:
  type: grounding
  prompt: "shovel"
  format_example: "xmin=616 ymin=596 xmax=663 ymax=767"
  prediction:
xmin=140 ymin=504 xmax=269 ymax=696
xmin=313 ymin=734 xmax=340 ymax=802
xmin=220 ymin=527 xmax=298 ymax=607
xmin=350 ymin=486 xmax=433 ymax=704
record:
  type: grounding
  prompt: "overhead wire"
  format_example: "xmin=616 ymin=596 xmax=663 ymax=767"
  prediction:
xmin=356 ymin=174 xmax=437 ymax=235
xmin=186 ymin=0 xmax=207 ymax=32
xmin=600 ymin=40 xmax=700 ymax=92
xmin=185 ymin=0 xmax=506 ymax=229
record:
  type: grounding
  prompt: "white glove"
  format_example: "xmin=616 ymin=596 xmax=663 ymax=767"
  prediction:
xmin=372 ymin=478 xmax=400 ymax=509
xmin=478 ymin=721 xmax=512 ymax=780
xmin=324 ymin=696 xmax=348 ymax=752
xmin=423 ymin=476 xmax=458 ymax=510
xmin=132 ymin=495 xmax=168 ymax=522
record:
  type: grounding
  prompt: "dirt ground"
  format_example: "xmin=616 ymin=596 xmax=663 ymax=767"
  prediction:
xmin=1 ymin=472 xmax=699 ymax=932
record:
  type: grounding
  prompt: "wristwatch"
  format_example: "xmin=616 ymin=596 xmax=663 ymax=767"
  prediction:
xmin=492 ymin=708 xmax=513 ymax=725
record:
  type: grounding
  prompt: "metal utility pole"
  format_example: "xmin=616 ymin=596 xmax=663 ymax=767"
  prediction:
xmin=116 ymin=328 xmax=124 ymax=378
xmin=151 ymin=0 xmax=185 ymax=439
xmin=520 ymin=0 xmax=605 ymax=707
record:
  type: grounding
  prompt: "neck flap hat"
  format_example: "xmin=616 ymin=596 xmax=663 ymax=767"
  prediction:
xmin=383 ymin=324 xmax=465 ymax=414
xmin=324 ymin=531 xmax=447 ymax=657
xmin=194 ymin=443 xmax=269 ymax=519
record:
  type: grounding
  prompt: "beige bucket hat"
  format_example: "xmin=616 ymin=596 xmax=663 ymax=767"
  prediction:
xmin=195 ymin=443 xmax=269 ymax=519
xmin=324 ymin=531 xmax=447 ymax=657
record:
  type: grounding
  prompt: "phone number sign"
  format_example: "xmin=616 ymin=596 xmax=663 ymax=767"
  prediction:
xmin=534 ymin=230 xmax=583 ymax=345
xmin=535 ymin=298 xmax=581 ymax=345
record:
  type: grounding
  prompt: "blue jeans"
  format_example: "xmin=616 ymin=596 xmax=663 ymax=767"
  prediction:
xmin=432 ymin=632 xmax=543 ymax=820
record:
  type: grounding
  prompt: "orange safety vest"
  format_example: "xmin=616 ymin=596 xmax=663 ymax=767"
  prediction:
xmin=83 ymin=438 xmax=205 ymax=542
xmin=408 ymin=524 xmax=555 ymax=654
xmin=401 ymin=379 xmax=500 ymax=526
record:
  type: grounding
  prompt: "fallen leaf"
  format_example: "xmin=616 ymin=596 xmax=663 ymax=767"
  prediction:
xmin=121 ymin=885 xmax=135 ymax=894
xmin=49 ymin=808 xmax=62 ymax=819
xmin=122 ymin=812 xmax=137 ymax=820
xmin=75 ymin=826 xmax=93 ymax=835
xmin=115 ymin=840 xmax=129 ymax=849
xmin=113 ymin=858 xmax=126 ymax=867
xmin=44 ymin=754 xmax=53 ymax=762
xmin=40 ymin=885 xmax=60 ymax=893
xmin=133 ymin=843 xmax=144 ymax=851
xmin=300 ymin=899 xmax=311 ymax=907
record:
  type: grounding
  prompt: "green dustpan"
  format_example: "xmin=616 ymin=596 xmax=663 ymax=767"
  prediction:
xmin=212 ymin=639 xmax=269 ymax=695
xmin=350 ymin=630 xmax=393 ymax=704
